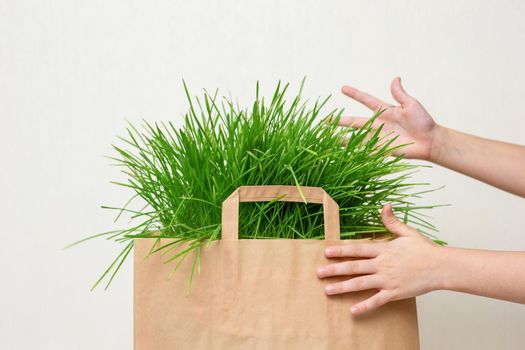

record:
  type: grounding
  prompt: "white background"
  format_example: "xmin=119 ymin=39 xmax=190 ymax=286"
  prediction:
xmin=2 ymin=1 xmax=525 ymax=349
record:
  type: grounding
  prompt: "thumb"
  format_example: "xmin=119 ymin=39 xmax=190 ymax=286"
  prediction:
xmin=390 ymin=77 xmax=413 ymax=106
xmin=381 ymin=203 xmax=413 ymax=237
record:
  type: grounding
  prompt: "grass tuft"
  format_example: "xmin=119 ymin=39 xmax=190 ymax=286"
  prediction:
xmin=70 ymin=80 xmax=444 ymax=289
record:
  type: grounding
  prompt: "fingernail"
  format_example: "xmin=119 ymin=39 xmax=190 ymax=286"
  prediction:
xmin=351 ymin=306 xmax=359 ymax=314
xmin=325 ymin=285 xmax=335 ymax=295
xmin=325 ymin=247 xmax=335 ymax=256
xmin=317 ymin=266 xmax=327 ymax=277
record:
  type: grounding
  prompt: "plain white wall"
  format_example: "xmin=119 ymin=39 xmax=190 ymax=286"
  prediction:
xmin=1 ymin=0 xmax=524 ymax=349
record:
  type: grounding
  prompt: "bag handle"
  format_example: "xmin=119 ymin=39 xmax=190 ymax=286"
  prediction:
xmin=221 ymin=185 xmax=340 ymax=241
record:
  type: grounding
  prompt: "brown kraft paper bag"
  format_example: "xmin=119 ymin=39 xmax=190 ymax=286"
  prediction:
xmin=134 ymin=185 xmax=420 ymax=349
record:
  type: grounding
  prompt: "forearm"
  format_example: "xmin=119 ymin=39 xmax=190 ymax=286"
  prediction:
xmin=435 ymin=246 xmax=525 ymax=304
xmin=430 ymin=126 xmax=525 ymax=197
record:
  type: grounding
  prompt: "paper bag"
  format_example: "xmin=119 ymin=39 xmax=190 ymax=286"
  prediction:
xmin=134 ymin=185 xmax=419 ymax=349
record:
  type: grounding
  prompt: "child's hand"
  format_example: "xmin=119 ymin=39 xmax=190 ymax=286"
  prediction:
xmin=316 ymin=203 xmax=444 ymax=316
xmin=339 ymin=77 xmax=440 ymax=160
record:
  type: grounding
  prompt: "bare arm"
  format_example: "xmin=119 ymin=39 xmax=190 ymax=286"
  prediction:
xmin=439 ymin=246 xmax=525 ymax=304
xmin=317 ymin=204 xmax=525 ymax=316
xmin=431 ymin=126 xmax=525 ymax=197
xmin=339 ymin=77 xmax=525 ymax=197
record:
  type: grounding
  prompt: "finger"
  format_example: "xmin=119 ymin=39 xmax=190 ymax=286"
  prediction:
xmin=339 ymin=126 xmax=380 ymax=147
xmin=381 ymin=203 xmax=413 ymax=237
xmin=324 ymin=275 xmax=381 ymax=295
xmin=317 ymin=259 xmax=377 ymax=278
xmin=341 ymin=85 xmax=389 ymax=111
xmin=325 ymin=242 xmax=386 ymax=258
xmin=350 ymin=290 xmax=392 ymax=316
xmin=339 ymin=132 xmax=374 ymax=147
xmin=337 ymin=116 xmax=381 ymax=129
xmin=390 ymin=77 xmax=413 ymax=106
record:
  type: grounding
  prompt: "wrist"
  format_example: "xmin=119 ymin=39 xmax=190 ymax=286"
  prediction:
xmin=428 ymin=124 xmax=448 ymax=164
xmin=429 ymin=244 xmax=452 ymax=291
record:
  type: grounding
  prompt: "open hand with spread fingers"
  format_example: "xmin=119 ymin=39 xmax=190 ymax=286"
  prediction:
xmin=316 ymin=203 xmax=444 ymax=316
xmin=340 ymin=77 xmax=440 ymax=160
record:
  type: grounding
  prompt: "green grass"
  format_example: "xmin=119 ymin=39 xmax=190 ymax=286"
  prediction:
xmin=68 ymin=80 xmax=444 ymax=290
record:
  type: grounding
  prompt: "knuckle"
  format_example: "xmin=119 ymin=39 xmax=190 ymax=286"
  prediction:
xmin=377 ymin=253 xmax=393 ymax=267
xmin=348 ymin=261 xmax=359 ymax=274
xmin=352 ymin=277 xmax=365 ymax=290
xmin=361 ymin=302 xmax=369 ymax=313
xmin=338 ymin=262 xmax=350 ymax=275
xmin=333 ymin=283 xmax=343 ymax=293
xmin=374 ymin=274 xmax=385 ymax=287
xmin=384 ymin=277 xmax=394 ymax=288
xmin=373 ymin=296 xmax=383 ymax=307
xmin=387 ymin=291 xmax=397 ymax=301
xmin=378 ymin=292 xmax=391 ymax=305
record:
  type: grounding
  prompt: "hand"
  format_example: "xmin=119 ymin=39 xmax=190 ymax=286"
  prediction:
xmin=316 ymin=203 xmax=444 ymax=316
xmin=339 ymin=77 xmax=440 ymax=160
